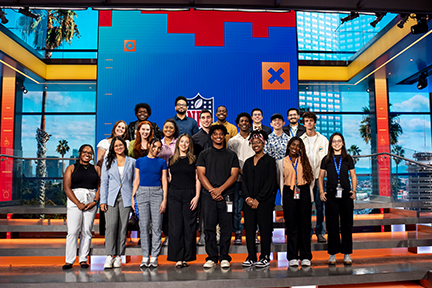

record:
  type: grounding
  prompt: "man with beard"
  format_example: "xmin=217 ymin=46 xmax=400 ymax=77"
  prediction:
xmin=170 ymin=96 xmax=199 ymax=136
xmin=212 ymin=105 xmax=238 ymax=143
xmin=283 ymin=108 xmax=306 ymax=137
xmin=197 ymin=125 xmax=239 ymax=269
xmin=127 ymin=103 xmax=162 ymax=140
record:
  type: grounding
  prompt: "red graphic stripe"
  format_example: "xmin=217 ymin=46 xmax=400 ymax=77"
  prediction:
xmin=142 ymin=9 xmax=296 ymax=46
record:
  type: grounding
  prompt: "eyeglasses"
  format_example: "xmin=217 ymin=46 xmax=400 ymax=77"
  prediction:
xmin=176 ymin=104 xmax=187 ymax=107
xmin=332 ymin=139 xmax=343 ymax=144
xmin=81 ymin=151 xmax=93 ymax=155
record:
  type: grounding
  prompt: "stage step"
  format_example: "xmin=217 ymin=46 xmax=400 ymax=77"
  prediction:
xmin=1 ymin=230 xmax=432 ymax=256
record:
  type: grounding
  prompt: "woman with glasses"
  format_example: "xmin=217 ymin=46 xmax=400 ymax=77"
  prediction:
xmin=318 ymin=132 xmax=357 ymax=265
xmin=62 ymin=144 xmax=100 ymax=270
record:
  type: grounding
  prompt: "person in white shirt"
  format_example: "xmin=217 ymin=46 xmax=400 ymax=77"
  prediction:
xmin=300 ymin=112 xmax=329 ymax=243
xmin=228 ymin=112 xmax=255 ymax=245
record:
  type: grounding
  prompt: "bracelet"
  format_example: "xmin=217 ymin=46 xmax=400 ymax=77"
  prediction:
xmin=94 ymin=199 xmax=99 ymax=204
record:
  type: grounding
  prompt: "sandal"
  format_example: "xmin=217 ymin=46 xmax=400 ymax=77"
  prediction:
xmin=80 ymin=262 xmax=89 ymax=268
xmin=175 ymin=261 xmax=183 ymax=268
xmin=62 ymin=263 xmax=73 ymax=270
xmin=182 ymin=261 xmax=188 ymax=267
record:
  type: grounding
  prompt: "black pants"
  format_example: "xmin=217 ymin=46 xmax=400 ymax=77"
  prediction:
xmin=167 ymin=187 xmax=197 ymax=262
xmin=325 ymin=190 xmax=354 ymax=255
xmin=201 ymin=190 xmax=232 ymax=263
xmin=243 ymin=197 xmax=274 ymax=262
xmin=283 ymin=185 xmax=312 ymax=261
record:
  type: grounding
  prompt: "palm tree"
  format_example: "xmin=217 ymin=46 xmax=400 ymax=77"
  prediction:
xmin=19 ymin=9 xmax=80 ymax=58
xmin=347 ymin=144 xmax=362 ymax=164
xmin=56 ymin=139 xmax=70 ymax=175
xmin=359 ymin=105 xmax=403 ymax=145
xmin=391 ymin=145 xmax=405 ymax=174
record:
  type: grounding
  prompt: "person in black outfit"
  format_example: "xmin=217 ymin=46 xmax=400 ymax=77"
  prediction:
xmin=127 ymin=103 xmax=162 ymax=140
xmin=283 ymin=137 xmax=315 ymax=268
xmin=167 ymin=133 xmax=200 ymax=268
xmin=249 ymin=108 xmax=272 ymax=135
xmin=319 ymin=132 xmax=357 ymax=265
xmin=197 ymin=125 xmax=239 ymax=269
xmin=62 ymin=144 xmax=100 ymax=270
xmin=241 ymin=130 xmax=276 ymax=268
xmin=283 ymin=108 xmax=306 ymax=137
xmin=192 ymin=109 xmax=214 ymax=246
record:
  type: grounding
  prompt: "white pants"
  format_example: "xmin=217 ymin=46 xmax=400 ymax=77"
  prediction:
xmin=65 ymin=188 xmax=97 ymax=264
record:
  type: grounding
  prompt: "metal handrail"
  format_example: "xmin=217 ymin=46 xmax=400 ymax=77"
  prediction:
xmin=0 ymin=154 xmax=77 ymax=161
xmin=352 ymin=152 xmax=432 ymax=169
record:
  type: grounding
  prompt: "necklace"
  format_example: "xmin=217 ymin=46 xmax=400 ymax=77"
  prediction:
xmin=82 ymin=163 xmax=90 ymax=169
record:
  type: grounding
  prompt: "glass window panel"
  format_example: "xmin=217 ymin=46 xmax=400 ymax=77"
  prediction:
xmin=45 ymin=91 xmax=96 ymax=113
xmin=389 ymin=92 xmax=430 ymax=113
xmin=21 ymin=115 xmax=96 ymax=161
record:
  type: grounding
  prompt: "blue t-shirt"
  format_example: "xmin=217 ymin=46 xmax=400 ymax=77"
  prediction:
xmin=135 ymin=156 xmax=167 ymax=187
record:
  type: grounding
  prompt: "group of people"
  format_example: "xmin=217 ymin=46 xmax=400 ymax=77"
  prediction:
xmin=62 ymin=96 xmax=357 ymax=271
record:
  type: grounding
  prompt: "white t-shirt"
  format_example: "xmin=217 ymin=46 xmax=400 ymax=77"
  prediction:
xmin=118 ymin=166 xmax=124 ymax=179
xmin=97 ymin=138 xmax=130 ymax=158
xmin=307 ymin=134 xmax=317 ymax=163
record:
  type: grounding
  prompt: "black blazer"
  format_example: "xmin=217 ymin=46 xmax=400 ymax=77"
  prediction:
xmin=283 ymin=124 xmax=306 ymax=137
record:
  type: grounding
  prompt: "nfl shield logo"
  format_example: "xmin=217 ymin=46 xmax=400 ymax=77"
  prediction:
xmin=187 ymin=93 xmax=214 ymax=128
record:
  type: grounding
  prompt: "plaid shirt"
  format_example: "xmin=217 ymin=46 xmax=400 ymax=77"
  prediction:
xmin=264 ymin=132 xmax=291 ymax=161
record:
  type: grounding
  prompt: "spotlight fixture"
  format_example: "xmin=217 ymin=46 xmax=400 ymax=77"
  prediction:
xmin=370 ymin=12 xmax=387 ymax=28
xmin=397 ymin=14 xmax=410 ymax=29
xmin=411 ymin=15 xmax=429 ymax=35
xmin=0 ymin=8 xmax=8 ymax=24
xmin=18 ymin=8 xmax=39 ymax=20
xmin=366 ymin=88 xmax=370 ymax=93
xmin=21 ymin=86 xmax=28 ymax=94
xmin=341 ymin=11 xmax=359 ymax=24
xmin=417 ymin=72 xmax=428 ymax=90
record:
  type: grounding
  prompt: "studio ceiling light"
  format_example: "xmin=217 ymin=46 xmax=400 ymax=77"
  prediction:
xmin=411 ymin=15 xmax=429 ymax=35
xmin=417 ymin=72 xmax=428 ymax=90
xmin=341 ymin=11 xmax=359 ymax=24
xmin=370 ymin=12 xmax=386 ymax=28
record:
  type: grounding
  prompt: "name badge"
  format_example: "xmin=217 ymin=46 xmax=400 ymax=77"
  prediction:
xmin=294 ymin=186 xmax=300 ymax=199
xmin=226 ymin=196 xmax=233 ymax=213
xmin=336 ymin=183 xmax=343 ymax=198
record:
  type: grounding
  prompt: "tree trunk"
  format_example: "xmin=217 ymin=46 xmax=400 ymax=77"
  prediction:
xmin=36 ymin=90 xmax=49 ymax=215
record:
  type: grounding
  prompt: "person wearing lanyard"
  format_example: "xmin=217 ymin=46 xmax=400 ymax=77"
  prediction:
xmin=318 ymin=132 xmax=357 ymax=265
xmin=283 ymin=108 xmax=306 ymax=137
xmin=282 ymin=137 xmax=314 ymax=267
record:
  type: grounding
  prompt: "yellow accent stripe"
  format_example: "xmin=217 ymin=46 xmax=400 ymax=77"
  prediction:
xmin=0 ymin=31 xmax=96 ymax=81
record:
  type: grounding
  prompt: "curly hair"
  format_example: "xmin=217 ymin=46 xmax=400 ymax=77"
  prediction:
xmin=285 ymin=137 xmax=314 ymax=184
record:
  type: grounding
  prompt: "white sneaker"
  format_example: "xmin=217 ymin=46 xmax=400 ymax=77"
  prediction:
xmin=289 ymin=259 xmax=299 ymax=266
xmin=113 ymin=256 xmax=122 ymax=268
xmin=220 ymin=260 xmax=230 ymax=268
xmin=328 ymin=254 xmax=336 ymax=265
xmin=344 ymin=254 xmax=352 ymax=265
xmin=149 ymin=257 xmax=158 ymax=268
xmin=104 ymin=256 xmax=113 ymax=269
xmin=301 ymin=259 xmax=311 ymax=266
xmin=203 ymin=260 xmax=215 ymax=268
xmin=140 ymin=257 xmax=149 ymax=268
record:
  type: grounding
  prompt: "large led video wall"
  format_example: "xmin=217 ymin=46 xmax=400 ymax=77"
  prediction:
xmin=96 ymin=9 xmax=298 ymax=141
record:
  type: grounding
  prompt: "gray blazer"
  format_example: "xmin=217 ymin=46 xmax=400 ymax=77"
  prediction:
xmin=100 ymin=156 xmax=136 ymax=207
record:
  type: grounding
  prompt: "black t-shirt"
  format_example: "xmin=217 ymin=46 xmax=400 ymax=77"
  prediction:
xmin=71 ymin=163 xmax=99 ymax=189
xmin=196 ymin=146 xmax=240 ymax=195
xmin=192 ymin=129 xmax=213 ymax=157
xmin=320 ymin=154 xmax=354 ymax=191
xmin=168 ymin=157 xmax=196 ymax=189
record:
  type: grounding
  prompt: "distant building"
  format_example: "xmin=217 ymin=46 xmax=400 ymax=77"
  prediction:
xmin=69 ymin=149 xmax=79 ymax=166
xmin=46 ymin=156 xmax=61 ymax=178
xmin=408 ymin=152 xmax=432 ymax=211
xmin=23 ymin=160 xmax=33 ymax=177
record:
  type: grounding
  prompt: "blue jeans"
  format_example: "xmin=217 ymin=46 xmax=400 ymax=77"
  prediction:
xmin=311 ymin=179 xmax=326 ymax=236
xmin=232 ymin=182 xmax=244 ymax=233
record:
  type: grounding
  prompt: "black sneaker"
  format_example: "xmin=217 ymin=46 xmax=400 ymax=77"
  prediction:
xmin=242 ymin=259 xmax=255 ymax=267
xmin=255 ymin=256 xmax=270 ymax=268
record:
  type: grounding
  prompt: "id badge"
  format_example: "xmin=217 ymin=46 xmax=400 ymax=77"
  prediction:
xmin=294 ymin=186 xmax=300 ymax=199
xmin=226 ymin=196 xmax=233 ymax=213
xmin=336 ymin=183 xmax=343 ymax=198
